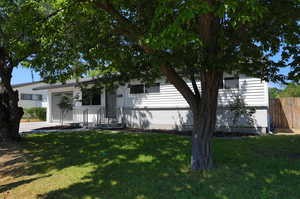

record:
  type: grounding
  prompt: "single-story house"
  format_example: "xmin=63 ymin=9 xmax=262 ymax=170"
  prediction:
xmin=33 ymin=73 xmax=269 ymax=134
xmin=13 ymin=81 xmax=48 ymax=109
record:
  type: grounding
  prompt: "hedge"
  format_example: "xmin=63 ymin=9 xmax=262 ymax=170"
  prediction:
xmin=23 ymin=107 xmax=47 ymax=121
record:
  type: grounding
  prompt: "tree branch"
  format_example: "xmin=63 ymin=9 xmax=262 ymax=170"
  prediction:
xmin=191 ymin=74 xmax=200 ymax=98
xmin=42 ymin=8 xmax=65 ymax=23
xmin=94 ymin=0 xmax=143 ymax=41
xmin=0 ymin=27 xmax=8 ymax=42
xmin=90 ymin=0 xmax=197 ymax=106
xmin=160 ymin=65 xmax=195 ymax=106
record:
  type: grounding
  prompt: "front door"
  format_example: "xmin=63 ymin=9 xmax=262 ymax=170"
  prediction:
xmin=105 ymin=89 xmax=117 ymax=118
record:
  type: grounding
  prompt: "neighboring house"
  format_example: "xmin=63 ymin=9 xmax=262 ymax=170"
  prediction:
xmin=33 ymin=74 xmax=269 ymax=134
xmin=13 ymin=81 xmax=48 ymax=109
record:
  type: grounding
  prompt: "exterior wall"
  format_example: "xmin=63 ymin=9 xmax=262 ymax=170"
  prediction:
xmin=72 ymin=87 xmax=105 ymax=124
xmin=122 ymin=74 xmax=268 ymax=108
xmin=72 ymin=86 xmax=123 ymax=124
xmin=47 ymin=86 xmax=106 ymax=124
xmin=14 ymin=83 xmax=48 ymax=109
xmin=121 ymin=74 xmax=269 ymax=133
xmin=46 ymin=74 xmax=269 ymax=133
xmin=122 ymin=108 xmax=268 ymax=133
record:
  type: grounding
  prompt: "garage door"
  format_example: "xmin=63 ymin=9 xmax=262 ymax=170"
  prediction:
xmin=52 ymin=92 xmax=73 ymax=122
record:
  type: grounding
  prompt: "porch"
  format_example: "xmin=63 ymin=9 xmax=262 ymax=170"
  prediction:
xmin=72 ymin=107 xmax=125 ymax=129
xmin=47 ymin=87 xmax=125 ymax=129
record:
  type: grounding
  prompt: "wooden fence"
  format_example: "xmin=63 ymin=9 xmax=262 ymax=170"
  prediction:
xmin=269 ymin=97 xmax=300 ymax=129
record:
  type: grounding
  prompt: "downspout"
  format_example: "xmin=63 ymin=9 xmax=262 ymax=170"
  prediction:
xmin=265 ymin=81 xmax=273 ymax=135
xmin=267 ymin=111 xmax=274 ymax=135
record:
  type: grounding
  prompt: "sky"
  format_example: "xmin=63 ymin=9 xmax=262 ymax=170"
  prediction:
xmin=12 ymin=67 xmax=41 ymax=85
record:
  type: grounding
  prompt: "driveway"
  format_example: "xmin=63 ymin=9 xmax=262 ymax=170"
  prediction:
xmin=19 ymin=122 xmax=60 ymax=133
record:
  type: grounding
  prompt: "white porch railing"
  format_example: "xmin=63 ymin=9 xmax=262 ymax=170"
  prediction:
xmin=73 ymin=107 xmax=124 ymax=127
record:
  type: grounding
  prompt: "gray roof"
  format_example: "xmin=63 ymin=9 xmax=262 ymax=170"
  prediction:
xmin=32 ymin=79 xmax=96 ymax=90
xmin=12 ymin=81 xmax=43 ymax=88
xmin=33 ymin=82 xmax=79 ymax=90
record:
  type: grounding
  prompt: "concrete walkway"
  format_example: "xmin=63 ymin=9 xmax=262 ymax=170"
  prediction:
xmin=274 ymin=128 xmax=300 ymax=136
xmin=19 ymin=122 xmax=60 ymax=133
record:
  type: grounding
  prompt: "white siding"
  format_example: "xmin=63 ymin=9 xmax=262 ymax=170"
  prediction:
xmin=46 ymin=74 xmax=269 ymax=132
xmin=14 ymin=83 xmax=48 ymax=109
xmin=71 ymin=87 xmax=104 ymax=124
xmin=123 ymin=108 xmax=268 ymax=131
xmin=121 ymin=75 xmax=269 ymax=132
xmin=123 ymin=75 xmax=268 ymax=108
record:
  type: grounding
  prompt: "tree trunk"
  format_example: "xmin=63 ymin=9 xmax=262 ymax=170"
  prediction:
xmin=161 ymin=65 xmax=222 ymax=171
xmin=191 ymin=109 xmax=215 ymax=170
xmin=0 ymin=49 xmax=23 ymax=142
xmin=0 ymin=87 xmax=23 ymax=142
xmin=191 ymin=71 xmax=222 ymax=171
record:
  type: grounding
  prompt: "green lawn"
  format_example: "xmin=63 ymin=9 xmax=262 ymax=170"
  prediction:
xmin=1 ymin=131 xmax=300 ymax=199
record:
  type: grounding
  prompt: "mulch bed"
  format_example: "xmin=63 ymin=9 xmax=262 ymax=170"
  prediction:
xmin=34 ymin=125 xmax=81 ymax=130
xmin=29 ymin=126 xmax=257 ymax=137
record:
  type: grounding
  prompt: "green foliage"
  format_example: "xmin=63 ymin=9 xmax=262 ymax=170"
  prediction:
xmin=24 ymin=107 xmax=47 ymax=121
xmin=0 ymin=0 xmax=49 ymax=67
xmin=57 ymin=94 xmax=73 ymax=125
xmin=57 ymin=95 xmax=73 ymax=113
xmin=10 ymin=0 xmax=299 ymax=169
xmin=229 ymin=94 xmax=256 ymax=126
xmin=27 ymin=0 xmax=299 ymax=84
xmin=269 ymin=87 xmax=281 ymax=99
xmin=269 ymin=83 xmax=300 ymax=98
xmin=278 ymin=83 xmax=300 ymax=98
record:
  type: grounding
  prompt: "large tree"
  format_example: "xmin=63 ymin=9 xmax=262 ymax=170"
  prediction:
xmin=279 ymin=83 xmax=300 ymax=97
xmin=270 ymin=82 xmax=300 ymax=98
xmin=0 ymin=0 xmax=60 ymax=142
xmin=30 ymin=0 xmax=299 ymax=170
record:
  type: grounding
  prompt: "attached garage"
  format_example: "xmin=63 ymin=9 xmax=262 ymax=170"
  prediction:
xmin=51 ymin=92 xmax=73 ymax=123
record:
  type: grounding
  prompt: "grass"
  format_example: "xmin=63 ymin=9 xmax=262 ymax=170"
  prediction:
xmin=1 ymin=131 xmax=300 ymax=199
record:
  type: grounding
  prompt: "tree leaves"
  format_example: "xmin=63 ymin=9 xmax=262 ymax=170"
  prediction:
xmin=20 ymin=0 xmax=300 ymax=85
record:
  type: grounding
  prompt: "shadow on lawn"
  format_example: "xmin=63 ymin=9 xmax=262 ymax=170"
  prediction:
xmin=16 ymin=131 xmax=300 ymax=199
xmin=0 ymin=142 xmax=27 ymax=179
xmin=23 ymin=131 xmax=194 ymax=199
xmin=0 ymin=175 xmax=51 ymax=194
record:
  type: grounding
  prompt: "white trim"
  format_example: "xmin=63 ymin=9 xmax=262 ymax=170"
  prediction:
xmin=264 ymin=80 xmax=269 ymax=107
xmin=47 ymin=91 xmax=52 ymax=122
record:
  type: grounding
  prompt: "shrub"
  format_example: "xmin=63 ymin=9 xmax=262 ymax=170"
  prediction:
xmin=24 ymin=107 xmax=47 ymax=121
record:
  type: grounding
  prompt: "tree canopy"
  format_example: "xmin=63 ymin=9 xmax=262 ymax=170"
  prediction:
xmin=25 ymin=0 xmax=300 ymax=170
xmin=29 ymin=0 xmax=299 ymax=84
xmin=0 ymin=0 xmax=52 ymax=141
xmin=0 ymin=0 xmax=47 ymax=68
xmin=269 ymin=82 xmax=300 ymax=98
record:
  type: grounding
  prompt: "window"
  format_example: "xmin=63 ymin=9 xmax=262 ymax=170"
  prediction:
xmin=82 ymin=88 xmax=101 ymax=105
xmin=130 ymin=84 xmax=144 ymax=94
xmin=32 ymin=94 xmax=43 ymax=101
xmin=145 ymin=83 xmax=160 ymax=93
xmin=130 ymin=83 xmax=160 ymax=94
xmin=21 ymin=94 xmax=32 ymax=100
xmin=21 ymin=94 xmax=43 ymax=101
xmin=224 ymin=77 xmax=239 ymax=89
